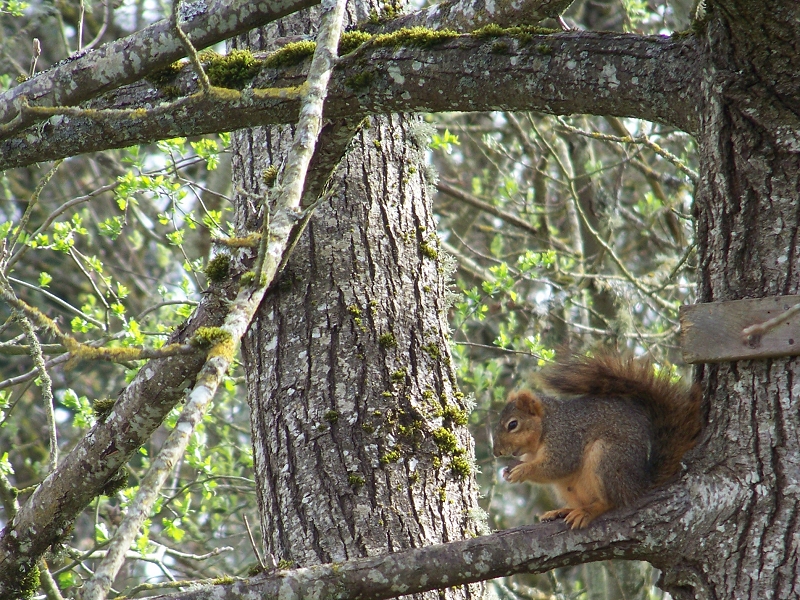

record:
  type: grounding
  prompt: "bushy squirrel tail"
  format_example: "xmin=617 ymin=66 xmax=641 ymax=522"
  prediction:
xmin=539 ymin=352 xmax=702 ymax=486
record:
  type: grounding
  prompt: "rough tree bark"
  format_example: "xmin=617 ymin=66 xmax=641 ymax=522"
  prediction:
xmin=230 ymin=6 xmax=483 ymax=598
xmin=672 ymin=4 xmax=800 ymax=598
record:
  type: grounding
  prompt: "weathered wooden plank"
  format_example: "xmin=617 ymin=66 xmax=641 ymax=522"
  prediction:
xmin=680 ymin=296 xmax=800 ymax=363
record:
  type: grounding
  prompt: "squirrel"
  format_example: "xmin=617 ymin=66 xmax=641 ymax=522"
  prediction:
xmin=492 ymin=351 xmax=702 ymax=529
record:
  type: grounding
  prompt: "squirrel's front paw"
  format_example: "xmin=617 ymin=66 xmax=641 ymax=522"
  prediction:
xmin=504 ymin=461 xmax=526 ymax=483
xmin=501 ymin=458 xmax=523 ymax=482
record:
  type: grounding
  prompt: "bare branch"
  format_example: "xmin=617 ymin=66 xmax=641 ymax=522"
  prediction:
xmin=437 ymin=179 xmax=543 ymax=236
xmin=172 ymin=0 xmax=212 ymax=94
xmin=12 ymin=310 xmax=57 ymax=472
xmin=0 ymin=0 xmax=320 ymax=134
xmin=141 ymin=488 xmax=689 ymax=600
xmin=376 ymin=0 xmax=573 ymax=32
xmin=557 ymin=117 xmax=699 ymax=182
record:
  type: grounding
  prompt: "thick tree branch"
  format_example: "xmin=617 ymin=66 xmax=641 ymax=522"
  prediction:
xmin=141 ymin=487 xmax=691 ymax=600
xmin=301 ymin=117 xmax=362 ymax=206
xmin=0 ymin=0 xmax=319 ymax=133
xmin=0 ymin=32 xmax=701 ymax=170
xmin=0 ymin=0 xmax=571 ymax=136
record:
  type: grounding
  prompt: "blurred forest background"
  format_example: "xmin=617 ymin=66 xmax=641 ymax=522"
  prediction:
xmin=1 ymin=0 xmax=699 ymax=597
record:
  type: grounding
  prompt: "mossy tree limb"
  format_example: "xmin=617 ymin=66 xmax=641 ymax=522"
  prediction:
xmin=0 ymin=32 xmax=701 ymax=171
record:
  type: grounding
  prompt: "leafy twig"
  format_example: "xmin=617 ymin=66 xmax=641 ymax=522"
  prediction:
xmin=78 ymin=0 xmax=349 ymax=595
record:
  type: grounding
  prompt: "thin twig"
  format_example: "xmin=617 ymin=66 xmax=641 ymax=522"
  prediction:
xmin=742 ymin=302 xmax=800 ymax=341
xmin=0 ymin=354 xmax=69 ymax=392
xmin=557 ymin=117 xmax=698 ymax=183
xmin=0 ymin=344 xmax=64 ymax=356
xmin=78 ymin=0 xmax=85 ymax=51
xmin=38 ymin=559 xmax=65 ymax=600
xmin=243 ymin=514 xmax=267 ymax=570
xmin=84 ymin=0 xmax=111 ymax=51
xmin=172 ymin=0 xmax=210 ymax=93
xmin=4 ymin=160 xmax=62 ymax=270
xmin=5 ymin=285 xmax=58 ymax=471
xmin=6 ymin=180 xmax=118 ymax=272
xmin=29 ymin=38 xmax=41 ymax=77
xmin=531 ymin=121 xmax=677 ymax=313
xmin=7 ymin=276 xmax=105 ymax=328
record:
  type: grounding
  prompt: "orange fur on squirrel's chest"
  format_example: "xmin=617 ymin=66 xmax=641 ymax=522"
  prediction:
xmin=551 ymin=439 xmax=610 ymax=509
xmin=509 ymin=436 xmax=613 ymax=510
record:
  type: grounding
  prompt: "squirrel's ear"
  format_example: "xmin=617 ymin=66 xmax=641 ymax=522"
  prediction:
xmin=510 ymin=390 xmax=543 ymax=416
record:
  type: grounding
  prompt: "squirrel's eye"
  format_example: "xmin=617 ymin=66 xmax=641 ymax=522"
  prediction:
xmin=507 ymin=420 xmax=518 ymax=432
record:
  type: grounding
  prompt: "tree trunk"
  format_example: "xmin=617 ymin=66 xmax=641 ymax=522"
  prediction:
xmin=660 ymin=6 xmax=800 ymax=598
xmin=230 ymin=11 xmax=482 ymax=594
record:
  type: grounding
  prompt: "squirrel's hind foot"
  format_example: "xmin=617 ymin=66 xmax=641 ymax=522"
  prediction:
xmin=540 ymin=507 xmax=595 ymax=529
xmin=540 ymin=508 xmax=571 ymax=522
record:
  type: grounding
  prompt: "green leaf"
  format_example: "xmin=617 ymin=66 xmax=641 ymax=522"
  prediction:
xmin=166 ymin=229 xmax=184 ymax=246
xmin=430 ymin=129 xmax=460 ymax=153
xmin=162 ymin=517 xmax=186 ymax=542
xmin=489 ymin=234 xmax=504 ymax=257
xmin=70 ymin=317 xmax=93 ymax=333
xmin=0 ymin=0 xmax=29 ymax=17
xmin=191 ymin=138 xmax=220 ymax=170
xmin=0 ymin=452 xmax=14 ymax=476
xmin=157 ymin=138 xmax=187 ymax=153
xmin=61 ymin=389 xmax=95 ymax=428
xmin=124 ymin=319 xmax=145 ymax=345
xmin=110 ymin=302 xmax=126 ymax=318
xmin=98 ymin=216 xmax=124 ymax=240
xmin=95 ymin=522 xmax=110 ymax=543
xmin=136 ymin=520 xmax=151 ymax=554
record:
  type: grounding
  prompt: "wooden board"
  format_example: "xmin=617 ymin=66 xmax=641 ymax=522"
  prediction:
xmin=680 ymin=296 xmax=800 ymax=363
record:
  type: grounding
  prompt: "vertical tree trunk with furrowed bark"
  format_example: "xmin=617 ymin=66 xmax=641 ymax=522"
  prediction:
xmin=656 ymin=4 xmax=800 ymax=598
xmin=229 ymin=10 xmax=482 ymax=596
